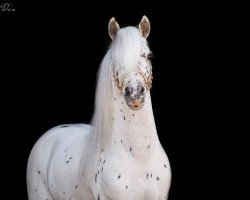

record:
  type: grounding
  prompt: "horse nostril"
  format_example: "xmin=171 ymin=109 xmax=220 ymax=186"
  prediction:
xmin=138 ymin=86 xmax=145 ymax=95
xmin=125 ymin=87 xmax=131 ymax=96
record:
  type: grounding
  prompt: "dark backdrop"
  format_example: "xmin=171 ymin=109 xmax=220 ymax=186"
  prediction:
xmin=1 ymin=1 xmax=228 ymax=199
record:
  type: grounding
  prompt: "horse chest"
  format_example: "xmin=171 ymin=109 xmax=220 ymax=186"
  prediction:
xmin=92 ymin=148 xmax=171 ymax=200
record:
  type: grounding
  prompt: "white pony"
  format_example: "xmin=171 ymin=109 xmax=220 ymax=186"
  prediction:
xmin=27 ymin=16 xmax=171 ymax=200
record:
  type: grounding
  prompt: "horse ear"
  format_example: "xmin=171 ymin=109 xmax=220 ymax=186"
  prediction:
xmin=139 ymin=15 xmax=150 ymax=38
xmin=108 ymin=17 xmax=120 ymax=40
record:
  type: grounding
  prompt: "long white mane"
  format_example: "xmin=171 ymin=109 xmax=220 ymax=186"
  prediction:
xmin=79 ymin=27 xmax=145 ymax=185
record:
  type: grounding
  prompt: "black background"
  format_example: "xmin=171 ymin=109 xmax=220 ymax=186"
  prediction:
xmin=1 ymin=1 xmax=232 ymax=199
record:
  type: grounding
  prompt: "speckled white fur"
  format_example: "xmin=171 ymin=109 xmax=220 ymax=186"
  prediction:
xmin=27 ymin=16 xmax=171 ymax=200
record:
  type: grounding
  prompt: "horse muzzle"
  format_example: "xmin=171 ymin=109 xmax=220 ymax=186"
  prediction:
xmin=124 ymin=83 xmax=145 ymax=110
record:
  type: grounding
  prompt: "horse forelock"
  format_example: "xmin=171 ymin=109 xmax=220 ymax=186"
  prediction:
xmin=109 ymin=27 xmax=149 ymax=71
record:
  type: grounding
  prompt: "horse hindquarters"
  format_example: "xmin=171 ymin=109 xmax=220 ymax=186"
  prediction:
xmin=26 ymin=124 xmax=92 ymax=200
xmin=26 ymin=127 xmax=63 ymax=200
xmin=26 ymin=143 xmax=55 ymax=200
xmin=27 ymin=165 xmax=54 ymax=200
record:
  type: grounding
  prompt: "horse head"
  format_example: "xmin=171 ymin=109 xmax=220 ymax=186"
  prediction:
xmin=108 ymin=16 xmax=153 ymax=110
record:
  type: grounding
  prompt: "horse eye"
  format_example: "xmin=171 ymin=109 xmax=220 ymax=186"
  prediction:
xmin=147 ymin=53 xmax=153 ymax=60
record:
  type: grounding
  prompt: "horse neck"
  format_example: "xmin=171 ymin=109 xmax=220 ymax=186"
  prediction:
xmin=112 ymin=87 xmax=160 ymax=159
